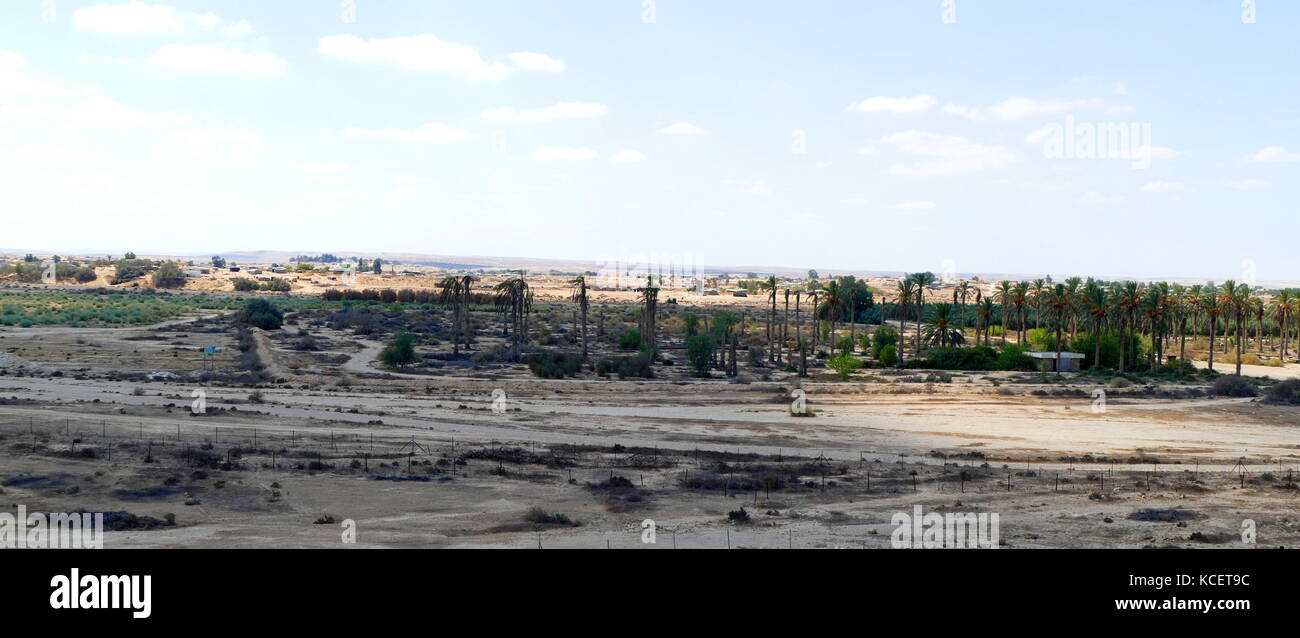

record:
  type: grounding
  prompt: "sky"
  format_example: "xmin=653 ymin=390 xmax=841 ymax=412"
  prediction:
xmin=0 ymin=1 xmax=1297 ymax=282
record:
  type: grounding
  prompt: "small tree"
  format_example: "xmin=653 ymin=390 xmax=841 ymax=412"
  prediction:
xmin=879 ymin=344 xmax=899 ymax=367
xmin=237 ymin=298 xmax=283 ymax=330
xmin=827 ymin=353 xmax=862 ymax=380
xmin=380 ymin=331 xmax=418 ymax=367
xmin=152 ymin=261 xmax=187 ymax=288
xmin=686 ymin=333 xmax=716 ymax=377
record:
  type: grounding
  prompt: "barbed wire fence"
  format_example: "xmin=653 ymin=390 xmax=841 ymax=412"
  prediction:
xmin=1 ymin=412 xmax=1294 ymax=548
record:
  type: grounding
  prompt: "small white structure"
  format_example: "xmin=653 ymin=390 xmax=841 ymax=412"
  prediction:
xmin=1027 ymin=351 xmax=1086 ymax=373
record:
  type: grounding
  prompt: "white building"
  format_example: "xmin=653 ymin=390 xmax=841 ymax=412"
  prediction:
xmin=1026 ymin=351 xmax=1086 ymax=373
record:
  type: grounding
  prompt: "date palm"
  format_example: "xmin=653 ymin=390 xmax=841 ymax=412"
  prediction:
xmin=494 ymin=277 xmax=532 ymax=361
xmin=922 ymin=303 xmax=961 ymax=347
xmin=977 ymin=298 xmax=995 ymax=346
xmin=568 ymin=275 xmax=589 ymax=357
xmin=994 ymin=281 xmax=1013 ymax=346
xmin=639 ymin=275 xmax=659 ymax=351
xmin=1031 ymin=278 xmax=1047 ymax=330
xmin=893 ymin=278 xmax=916 ymax=364
xmin=1047 ymin=284 xmax=1070 ymax=370
xmin=760 ymin=276 xmax=778 ymax=363
xmin=1201 ymin=283 xmax=1221 ymax=372
xmin=910 ymin=272 xmax=939 ymax=356
xmin=1083 ymin=280 xmax=1108 ymax=369
xmin=1011 ymin=281 xmax=1030 ymax=346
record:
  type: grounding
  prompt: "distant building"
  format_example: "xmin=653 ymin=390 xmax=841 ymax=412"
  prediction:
xmin=1026 ymin=352 xmax=1086 ymax=373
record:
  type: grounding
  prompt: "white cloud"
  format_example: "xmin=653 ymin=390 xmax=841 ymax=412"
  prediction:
xmin=1078 ymin=191 xmax=1123 ymax=205
xmin=1140 ymin=181 xmax=1189 ymax=193
xmin=1224 ymin=179 xmax=1272 ymax=191
xmin=506 ymin=52 xmax=565 ymax=73
xmin=482 ymin=102 xmax=608 ymax=122
xmin=532 ymin=147 xmax=598 ymax=161
xmin=222 ymin=20 xmax=253 ymax=38
xmin=1134 ymin=145 xmax=1179 ymax=160
xmin=73 ymin=2 xmax=221 ymax=35
xmin=846 ymin=95 xmax=937 ymax=115
xmin=77 ymin=53 xmax=131 ymax=65
xmin=895 ymin=201 xmax=936 ymax=210
xmin=0 ymin=50 xmax=93 ymax=97
xmin=154 ymin=128 xmax=260 ymax=163
xmin=610 ymin=150 xmax=647 ymax=164
xmin=0 ymin=95 xmax=189 ymax=129
xmin=290 ymin=162 xmax=350 ymax=174
xmin=343 ymin=122 xmax=475 ymax=143
xmin=319 ymin=34 xmax=515 ymax=81
xmin=1 ymin=144 xmax=102 ymax=162
xmin=857 ymin=146 xmax=880 ymax=155
xmin=1245 ymin=146 xmax=1300 ymax=163
xmin=149 ymin=44 xmax=286 ymax=75
xmin=882 ymin=131 xmax=1017 ymax=176
xmin=949 ymin=97 xmax=1132 ymax=120
xmin=661 ymin=122 xmax=705 ymax=136
xmin=726 ymin=179 xmax=772 ymax=197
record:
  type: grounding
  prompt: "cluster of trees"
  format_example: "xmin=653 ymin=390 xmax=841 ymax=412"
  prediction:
xmin=232 ymin=277 xmax=290 ymax=293
xmin=882 ymin=274 xmax=1297 ymax=377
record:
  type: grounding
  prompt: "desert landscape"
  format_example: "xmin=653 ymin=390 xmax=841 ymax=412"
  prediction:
xmin=2 ymin=252 xmax=1297 ymax=549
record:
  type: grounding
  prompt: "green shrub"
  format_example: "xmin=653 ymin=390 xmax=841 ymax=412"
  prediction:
xmin=685 ymin=333 xmax=716 ymax=377
xmin=926 ymin=346 xmax=999 ymax=370
xmin=261 ymin=278 xmax=291 ymax=292
xmin=151 ymin=261 xmax=186 ymax=289
xmin=597 ymin=353 xmax=654 ymax=379
xmin=237 ymin=298 xmax=284 ymax=330
xmin=618 ymin=330 xmax=642 ymax=350
xmin=1211 ymin=375 xmax=1258 ymax=397
xmin=879 ymin=343 xmax=898 ymax=366
xmin=996 ymin=344 xmax=1035 ymax=371
xmin=827 ymin=353 xmax=862 ymax=380
xmin=380 ymin=331 xmax=418 ymax=367
xmin=231 ymin=277 xmax=260 ymax=292
xmin=527 ymin=350 xmax=585 ymax=378
xmin=111 ymin=258 xmax=153 ymax=285
xmin=870 ymin=326 xmax=898 ymax=358
xmin=1265 ymin=379 xmax=1300 ymax=404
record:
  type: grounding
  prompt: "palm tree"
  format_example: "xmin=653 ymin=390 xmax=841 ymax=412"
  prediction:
xmin=994 ymin=281 xmax=1013 ymax=346
xmin=1202 ymin=283 xmax=1221 ymax=372
xmin=639 ymin=275 xmax=659 ymax=351
xmin=823 ymin=280 xmax=844 ymax=352
xmin=1031 ymin=278 xmax=1047 ymax=330
xmin=910 ymin=272 xmax=939 ymax=357
xmin=761 ymin=276 xmax=778 ymax=363
xmin=1011 ymin=281 xmax=1030 ymax=346
xmin=977 ymin=298 xmax=995 ymax=346
xmin=782 ymin=288 xmax=791 ymax=365
xmin=568 ymin=275 xmax=589 ymax=357
xmin=439 ymin=275 xmax=476 ymax=355
xmin=1083 ymin=280 xmax=1108 ymax=369
xmin=1273 ymin=290 xmax=1293 ymax=360
xmin=922 ymin=303 xmax=961 ymax=347
xmin=1047 ymin=284 xmax=1070 ymax=371
xmin=894 ymin=278 xmax=916 ymax=364
xmin=955 ymin=280 xmax=973 ymax=337
xmin=494 ymin=277 xmax=532 ymax=361
xmin=1063 ymin=276 xmax=1083 ymax=339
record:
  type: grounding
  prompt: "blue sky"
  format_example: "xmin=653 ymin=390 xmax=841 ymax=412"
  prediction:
xmin=1 ymin=1 xmax=1296 ymax=281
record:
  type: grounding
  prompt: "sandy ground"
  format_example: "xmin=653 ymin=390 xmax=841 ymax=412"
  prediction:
xmin=1 ymin=306 xmax=1298 ymax=549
